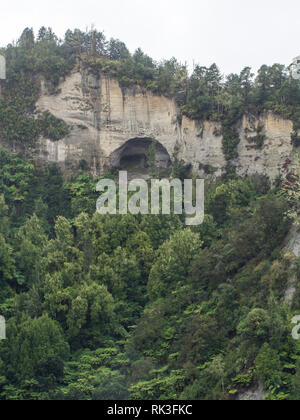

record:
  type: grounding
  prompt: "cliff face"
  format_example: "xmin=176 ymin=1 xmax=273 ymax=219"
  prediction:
xmin=35 ymin=69 xmax=294 ymax=180
xmin=236 ymin=114 xmax=293 ymax=180
xmin=284 ymin=225 xmax=300 ymax=305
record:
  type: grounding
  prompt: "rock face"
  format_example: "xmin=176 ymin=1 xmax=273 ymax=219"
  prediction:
xmin=291 ymin=56 xmax=300 ymax=80
xmin=37 ymin=70 xmax=180 ymax=177
xmin=0 ymin=55 xmax=5 ymax=80
xmin=35 ymin=69 xmax=294 ymax=179
xmin=238 ymin=382 xmax=267 ymax=401
xmin=284 ymin=224 xmax=300 ymax=305
xmin=235 ymin=114 xmax=294 ymax=181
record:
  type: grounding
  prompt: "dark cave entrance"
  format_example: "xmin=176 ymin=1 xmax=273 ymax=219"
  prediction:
xmin=110 ymin=138 xmax=172 ymax=178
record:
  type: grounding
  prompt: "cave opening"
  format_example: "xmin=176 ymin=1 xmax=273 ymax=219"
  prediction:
xmin=110 ymin=138 xmax=172 ymax=179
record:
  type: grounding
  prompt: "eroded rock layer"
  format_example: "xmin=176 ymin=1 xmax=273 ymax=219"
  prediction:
xmin=34 ymin=69 xmax=295 ymax=180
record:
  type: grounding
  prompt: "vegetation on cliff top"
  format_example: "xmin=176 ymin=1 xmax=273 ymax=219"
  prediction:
xmin=1 ymin=27 xmax=300 ymax=159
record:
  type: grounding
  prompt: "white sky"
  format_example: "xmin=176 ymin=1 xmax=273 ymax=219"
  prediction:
xmin=1 ymin=0 xmax=299 ymax=75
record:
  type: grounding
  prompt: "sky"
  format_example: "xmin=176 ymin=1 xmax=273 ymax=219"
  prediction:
xmin=0 ymin=0 xmax=299 ymax=75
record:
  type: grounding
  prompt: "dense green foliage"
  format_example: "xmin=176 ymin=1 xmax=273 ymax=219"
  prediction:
xmin=0 ymin=148 xmax=299 ymax=400
xmin=0 ymin=27 xmax=71 ymax=146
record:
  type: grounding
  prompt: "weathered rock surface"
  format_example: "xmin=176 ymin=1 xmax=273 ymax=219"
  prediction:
xmin=238 ymin=382 xmax=267 ymax=401
xmin=236 ymin=114 xmax=293 ymax=181
xmin=284 ymin=224 xmax=300 ymax=305
xmin=34 ymin=69 xmax=295 ymax=179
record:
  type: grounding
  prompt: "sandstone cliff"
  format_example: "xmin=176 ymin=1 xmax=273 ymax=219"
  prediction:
xmin=34 ymin=69 xmax=295 ymax=180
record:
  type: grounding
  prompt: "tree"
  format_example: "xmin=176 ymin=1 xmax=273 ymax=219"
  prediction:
xmin=85 ymin=29 xmax=107 ymax=57
xmin=0 ymin=234 xmax=14 ymax=287
xmin=148 ymin=229 xmax=202 ymax=300
xmin=64 ymin=29 xmax=85 ymax=56
xmin=92 ymin=368 xmax=129 ymax=400
xmin=237 ymin=309 xmax=273 ymax=346
xmin=239 ymin=67 xmax=254 ymax=105
xmin=67 ymin=282 xmax=116 ymax=342
xmin=18 ymin=28 xmax=35 ymax=50
xmin=0 ymin=315 xmax=69 ymax=384
xmin=140 ymin=214 xmax=183 ymax=249
xmin=107 ymin=38 xmax=130 ymax=61
xmin=37 ymin=27 xmax=58 ymax=44
xmin=255 ymin=343 xmax=281 ymax=389
xmin=207 ymin=179 xmax=255 ymax=226
xmin=290 ymin=361 xmax=300 ymax=400
xmin=0 ymin=195 xmax=10 ymax=236
xmin=15 ymin=215 xmax=48 ymax=288
xmin=179 ymin=314 xmax=225 ymax=366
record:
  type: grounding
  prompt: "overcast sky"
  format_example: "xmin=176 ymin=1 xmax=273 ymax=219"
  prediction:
xmin=1 ymin=0 xmax=299 ymax=75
